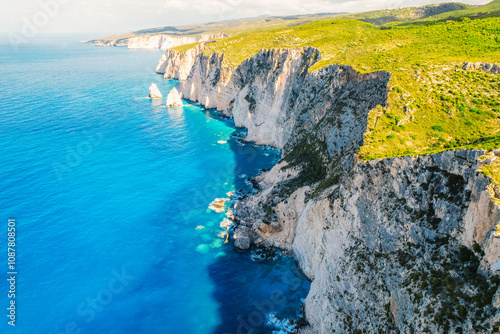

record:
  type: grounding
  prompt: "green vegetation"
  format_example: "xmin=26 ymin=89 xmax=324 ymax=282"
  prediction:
xmin=171 ymin=42 xmax=201 ymax=53
xmin=337 ymin=2 xmax=472 ymax=25
xmin=397 ymin=0 xmax=500 ymax=24
xmin=480 ymin=151 xmax=500 ymax=192
xmin=278 ymin=136 xmax=329 ymax=197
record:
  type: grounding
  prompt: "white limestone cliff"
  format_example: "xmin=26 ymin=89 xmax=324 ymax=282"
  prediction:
xmin=165 ymin=88 xmax=183 ymax=107
xmin=148 ymin=83 xmax=162 ymax=99
xmin=87 ymin=32 xmax=227 ymax=49
xmin=156 ymin=42 xmax=207 ymax=80
xmin=128 ymin=32 xmax=227 ymax=49
xmin=158 ymin=44 xmax=500 ymax=333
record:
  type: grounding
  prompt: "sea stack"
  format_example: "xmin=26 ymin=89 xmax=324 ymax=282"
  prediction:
xmin=148 ymin=83 xmax=162 ymax=98
xmin=165 ymin=88 xmax=183 ymax=107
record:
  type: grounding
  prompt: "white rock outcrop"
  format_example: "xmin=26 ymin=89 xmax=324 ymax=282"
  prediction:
xmin=165 ymin=88 xmax=183 ymax=107
xmin=88 ymin=32 xmax=227 ymax=49
xmin=148 ymin=83 xmax=162 ymax=99
xmin=129 ymin=32 xmax=227 ymax=49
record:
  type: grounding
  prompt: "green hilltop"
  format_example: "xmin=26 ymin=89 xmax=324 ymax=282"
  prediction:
xmin=393 ymin=0 xmax=500 ymax=24
xmin=338 ymin=2 xmax=473 ymax=25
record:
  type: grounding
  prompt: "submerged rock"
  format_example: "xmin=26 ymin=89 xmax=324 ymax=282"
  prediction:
xmin=165 ymin=88 xmax=183 ymax=107
xmin=148 ymin=83 xmax=162 ymax=99
xmin=208 ymin=198 xmax=228 ymax=213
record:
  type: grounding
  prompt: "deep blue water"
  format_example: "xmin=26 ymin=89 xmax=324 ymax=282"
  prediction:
xmin=0 ymin=36 xmax=309 ymax=333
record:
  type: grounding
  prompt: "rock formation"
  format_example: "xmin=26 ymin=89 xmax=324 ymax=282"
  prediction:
xmin=462 ymin=62 xmax=500 ymax=74
xmin=148 ymin=83 xmax=162 ymax=99
xmin=165 ymin=88 xmax=183 ymax=107
xmin=159 ymin=44 xmax=500 ymax=333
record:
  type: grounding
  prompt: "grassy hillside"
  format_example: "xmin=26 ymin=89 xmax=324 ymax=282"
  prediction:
xmin=394 ymin=0 xmax=500 ymax=24
xmin=89 ymin=13 xmax=342 ymax=42
xmin=194 ymin=12 xmax=499 ymax=162
xmin=339 ymin=2 xmax=472 ymax=25
xmin=91 ymin=2 xmax=471 ymax=42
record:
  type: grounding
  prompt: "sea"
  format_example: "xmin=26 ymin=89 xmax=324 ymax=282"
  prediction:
xmin=0 ymin=35 xmax=310 ymax=334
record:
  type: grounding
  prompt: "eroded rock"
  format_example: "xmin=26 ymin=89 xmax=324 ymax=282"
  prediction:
xmin=148 ymin=83 xmax=162 ymax=99
xmin=165 ymin=88 xmax=183 ymax=107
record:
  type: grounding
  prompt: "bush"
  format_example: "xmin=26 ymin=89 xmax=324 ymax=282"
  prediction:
xmin=458 ymin=305 xmax=467 ymax=317
xmin=472 ymin=243 xmax=481 ymax=253
xmin=470 ymin=107 xmax=483 ymax=115
xmin=432 ymin=125 xmax=445 ymax=132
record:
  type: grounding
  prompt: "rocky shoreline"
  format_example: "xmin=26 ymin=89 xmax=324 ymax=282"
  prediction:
xmin=156 ymin=44 xmax=500 ymax=333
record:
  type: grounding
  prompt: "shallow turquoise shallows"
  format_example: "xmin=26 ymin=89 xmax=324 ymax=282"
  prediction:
xmin=0 ymin=35 xmax=309 ymax=334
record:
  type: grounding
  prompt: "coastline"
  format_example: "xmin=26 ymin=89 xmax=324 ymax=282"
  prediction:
xmin=155 ymin=43 xmax=500 ymax=333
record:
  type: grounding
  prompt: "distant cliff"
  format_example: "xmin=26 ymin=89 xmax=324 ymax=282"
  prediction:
xmin=158 ymin=44 xmax=500 ymax=333
xmin=86 ymin=32 xmax=227 ymax=49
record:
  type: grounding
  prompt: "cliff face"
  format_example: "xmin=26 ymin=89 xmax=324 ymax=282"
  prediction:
xmin=243 ymin=149 xmax=500 ymax=333
xmin=87 ymin=32 xmax=227 ymax=49
xmin=176 ymin=47 xmax=389 ymax=149
xmin=88 ymin=39 xmax=128 ymax=47
xmin=156 ymin=42 xmax=208 ymax=80
xmin=160 ymin=45 xmax=500 ymax=333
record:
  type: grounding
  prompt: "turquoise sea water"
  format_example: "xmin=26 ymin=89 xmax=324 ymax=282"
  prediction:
xmin=0 ymin=36 xmax=309 ymax=333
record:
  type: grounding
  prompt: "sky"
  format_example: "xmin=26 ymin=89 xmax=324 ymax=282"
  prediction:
xmin=0 ymin=0 xmax=492 ymax=37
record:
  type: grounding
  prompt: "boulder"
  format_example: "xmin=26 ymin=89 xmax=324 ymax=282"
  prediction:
xmin=165 ymin=88 xmax=183 ymax=107
xmin=148 ymin=83 xmax=162 ymax=98
xmin=233 ymin=227 xmax=251 ymax=250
